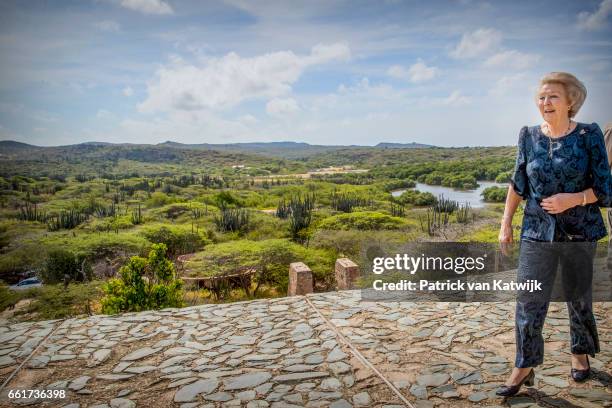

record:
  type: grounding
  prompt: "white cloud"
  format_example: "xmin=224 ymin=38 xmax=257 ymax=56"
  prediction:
xmin=434 ymin=90 xmax=471 ymax=106
xmin=489 ymin=74 xmax=527 ymax=97
xmin=119 ymin=0 xmax=174 ymax=15
xmin=139 ymin=43 xmax=350 ymax=113
xmin=408 ymin=60 xmax=438 ymax=82
xmin=266 ymin=98 xmax=300 ymax=117
xmin=307 ymin=43 xmax=351 ymax=64
xmin=96 ymin=109 xmax=115 ymax=120
xmin=450 ymin=28 xmax=502 ymax=59
xmin=387 ymin=60 xmax=438 ymax=82
xmin=484 ymin=50 xmax=540 ymax=70
xmin=94 ymin=20 xmax=121 ymax=32
xmin=122 ymin=86 xmax=134 ymax=97
xmin=577 ymin=0 xmax=612 ymax=31
xmin=337 ymin=78 xmax=397 ymax=99
xmin=386 ymin=65 xmax=408 ymax=79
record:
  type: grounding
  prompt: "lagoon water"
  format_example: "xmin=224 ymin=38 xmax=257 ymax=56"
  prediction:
xmin=391 ymin=181 xmax=508 ymax=209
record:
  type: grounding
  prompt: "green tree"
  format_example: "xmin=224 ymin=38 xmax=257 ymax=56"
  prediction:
xmin=101 ymin=243 xmax=183 ymax=314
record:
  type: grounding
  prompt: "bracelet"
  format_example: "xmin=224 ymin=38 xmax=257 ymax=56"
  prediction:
xmin=581 ymin=191 xmax=587 ymax=206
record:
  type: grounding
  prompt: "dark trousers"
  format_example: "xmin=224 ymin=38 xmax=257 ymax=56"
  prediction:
xmin=515 ymin=227 xmax=600 ymax=368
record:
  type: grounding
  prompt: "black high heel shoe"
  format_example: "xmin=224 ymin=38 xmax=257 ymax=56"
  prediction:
xmin=495 ymin=369 xmax=535 ymax=397
xmin=571 ymin=355 xmax=590 ymax=382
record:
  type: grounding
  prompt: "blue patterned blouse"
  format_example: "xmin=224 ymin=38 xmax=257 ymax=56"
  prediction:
xmin=510 ymin=122 xmax=612 ymax=242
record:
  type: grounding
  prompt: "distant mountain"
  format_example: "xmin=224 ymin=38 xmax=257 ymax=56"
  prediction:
xmin=0 ymin=139 xmax=438 ymax=161
xmin=0 ymin=140 xmax=40 ymax=155
xmin=0 ymin=140 xmax=38 ymax=149
xmin=376 ymin=142 xmax=434 ymax=148
xmin=78 ymin=141 xmax=114 ymax=146
xmin=157 ymin=140 xmax=436 ymax=158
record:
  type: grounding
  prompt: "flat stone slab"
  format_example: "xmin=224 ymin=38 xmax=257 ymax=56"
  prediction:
xmin=273 ymin=372 xmax=330 ymax=382
xmin=121 ymin=347 xmax=161 ymax=361
xmin=174 ymin=378 xmax=219 ymax=402
xmin=223 ymin=372 xmax=272 ymax=390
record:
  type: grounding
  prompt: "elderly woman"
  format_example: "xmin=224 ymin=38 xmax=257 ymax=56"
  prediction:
xmin=497 ymin=72 xmax=612 ymax=396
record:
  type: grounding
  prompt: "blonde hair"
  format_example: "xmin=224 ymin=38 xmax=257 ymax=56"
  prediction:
xmin=538 ymin=72 xmax=587 ymax=119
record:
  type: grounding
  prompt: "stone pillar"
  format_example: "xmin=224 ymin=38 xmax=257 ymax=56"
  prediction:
xmin=288 ymin=262 xmax=313 ymax=296
xmin=335 ymin=258 xmax=360 ymax=290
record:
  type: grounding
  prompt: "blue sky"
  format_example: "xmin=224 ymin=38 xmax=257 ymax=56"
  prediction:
xmin=0 ymin=0 xmax=611 ymax=147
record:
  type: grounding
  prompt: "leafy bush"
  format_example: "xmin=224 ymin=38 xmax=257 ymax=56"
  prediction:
xmin=382 ymin=179 xmax=416 ymax=192
xmin=41 ymin=232 xmax=150 ymax=260
xmin=0 ymin=283 xmax=31 ymax=312
xmin=214 ymin=191 xmax=242 ymax=207
xmin=417 ymin=172 xmax=478 ymax=189
xmin=317 ymin=211 xmax=407 ymax=231
xmin=147 ymin=192 xmax=174 ymax=207
xmin=482 ymin=186 xmax=507 ymax=202
xmin=495 ymin=171 xmax=512 ymax=183
xmin=0 ymin=243 xmax=46 ymax=283
xmin=101 ymin=243 xmax=183 ymax=314
xmin=41 ymin=249 xmax=92 ymax=284
xmin=396 ymin=190 xmax=436 ymax=206
xmin=143 ymin=225 xmax=207 ymax=258
xmin=21 ymin=281 xmax=103 ymax=319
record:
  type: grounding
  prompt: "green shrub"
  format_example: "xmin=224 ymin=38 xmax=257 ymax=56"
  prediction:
xmin=143 ymin=225 xmax=207 ymax=258
xmin=147 ymin=192 xmax=174 ymax=207
xmin=21 ymin=281 xmax=102 ymax=319
xmin=482 ymin=186 xmax=507 ymax=203
xmin=0 ymin=283 xmax=31 ymax=312
xmin=382 ymin=179 xmax=416 ymax=192
xmin=214 ymin=191 xmax=242 ymax=207
xmin=317 ymin=211 xmax=407 ymax=231
xmin=396 ymin=190 xmax=436 ymax=206
xmin=495 ymin=171 xmax=512 ymax=183
xmin=101 ymin=243 xmax=183 ymax=314
xmin=41 ymin=232 xmax=150 ymax=260
xmin=41 ymin=249 xmax=92 ymax=284
xmin=0 ymin=244 xmax=46 ymax=282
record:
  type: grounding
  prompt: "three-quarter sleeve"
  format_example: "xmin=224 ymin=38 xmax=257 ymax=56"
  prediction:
xmin=587 ymin=123 xmax=612 ymax=207
xmin=509 ymin=126 xmax=529 ymax=200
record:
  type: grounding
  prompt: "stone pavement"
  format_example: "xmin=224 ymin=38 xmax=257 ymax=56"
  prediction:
xmin=0 ymin=291 xmax=610 ymax=408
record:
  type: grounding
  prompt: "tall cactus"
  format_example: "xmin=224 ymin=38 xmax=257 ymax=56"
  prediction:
xmin=330 ymin=191 xmax=371 ymax=213
xmin=18 ymin=201 xmax=47 ymax=222
xmin=456 ymin=202 xmax=472 ymax=224
xmin=276 ymin=198 xmax=291 ymax=219
xmin=131 ymin=203 xmax=143 ymax=225
xmin=214 ymin=204 xmax=250 ymax=232
xmin=47 ymin=209 xmax=88 ymax=231
xmin=289 ymin=193 xmax=315 ymax=242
